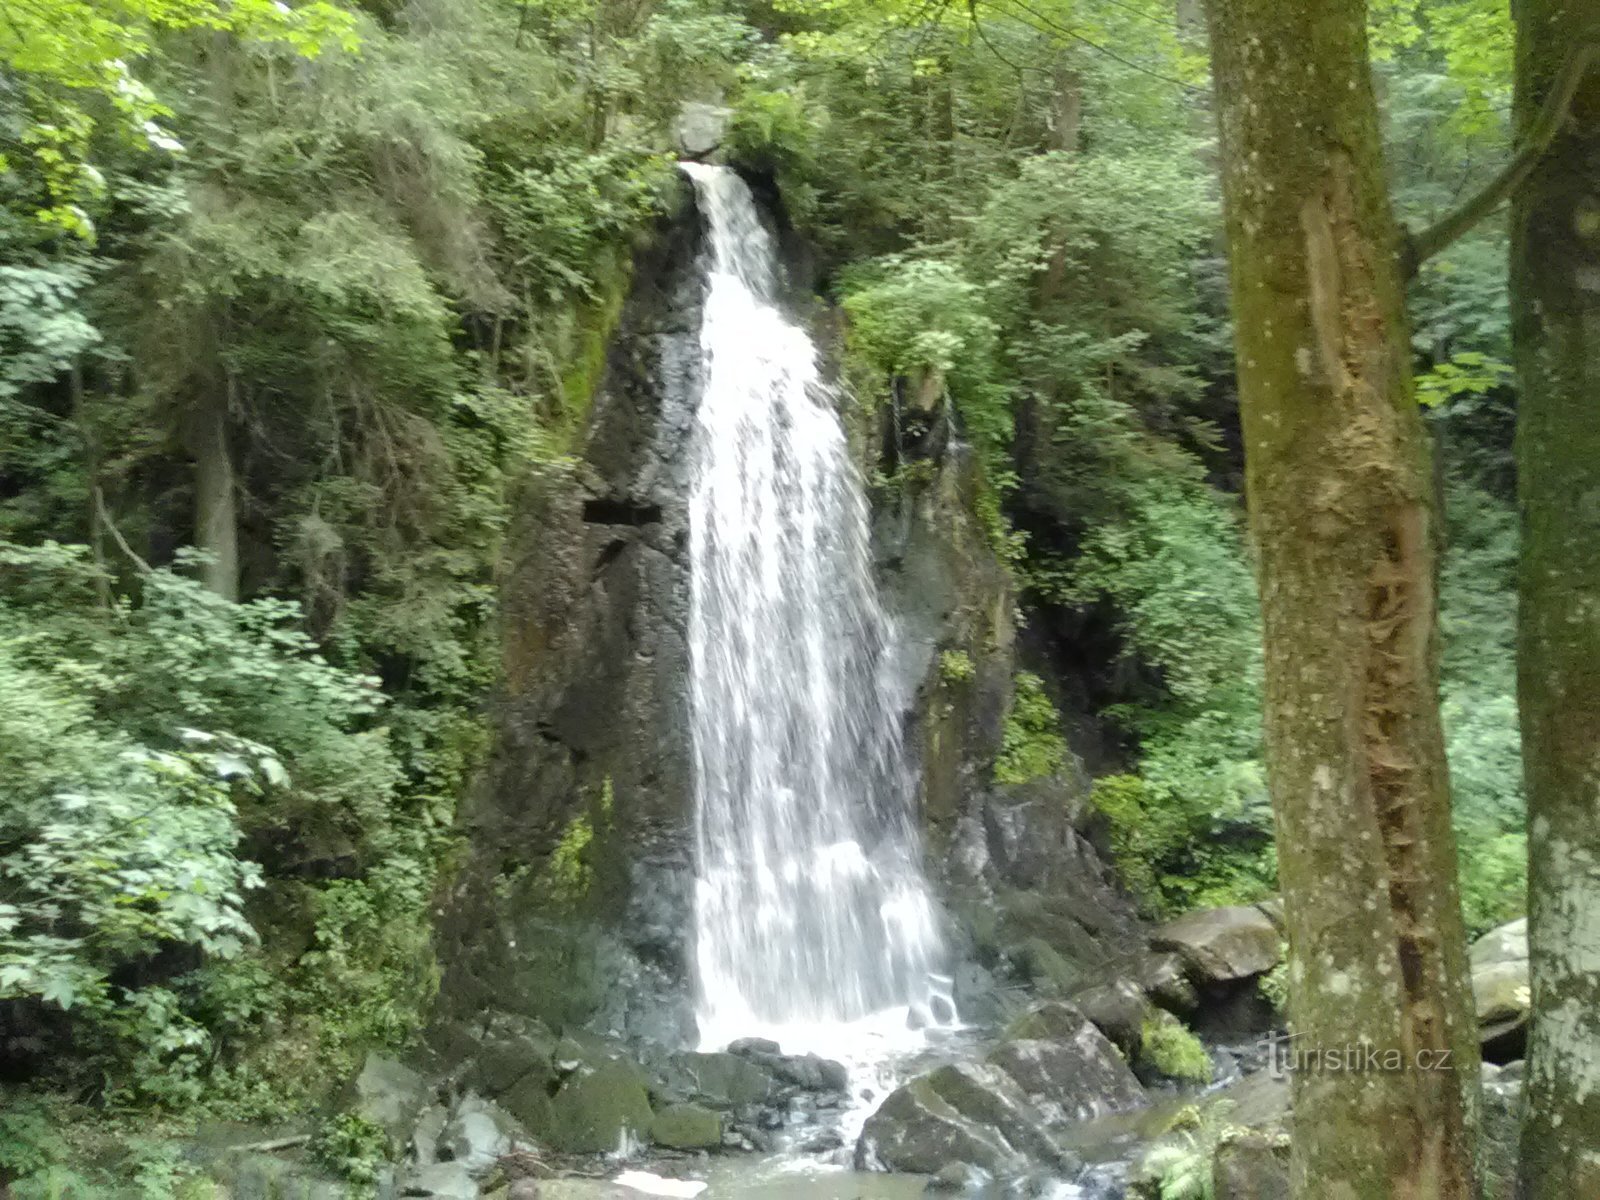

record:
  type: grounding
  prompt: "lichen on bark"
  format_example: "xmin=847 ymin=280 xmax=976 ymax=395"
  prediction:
xmin=1204 ymin=1 xmax=1481 ymax=1195
xmin=1512 ymin=4 xmax=1600 ymax=1195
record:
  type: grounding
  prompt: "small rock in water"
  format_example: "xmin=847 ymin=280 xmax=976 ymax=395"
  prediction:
xmin=728 ymin=1037 xmax=782 ymax=1057
xmin=926 ymin=1162 xmax=989 ymax=1193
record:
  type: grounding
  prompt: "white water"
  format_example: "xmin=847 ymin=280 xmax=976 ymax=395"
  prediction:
xmin=681 ymin=163 xmax=950 ymax=1067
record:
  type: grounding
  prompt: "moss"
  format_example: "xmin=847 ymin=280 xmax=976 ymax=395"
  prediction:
xmin=994 ymin=671 xmax=1067 ymax=784
xmin=552 ymin=249 xmax=632 ymax=455
xmin=1140 ymin=1015 xmax=1212 ymax=1085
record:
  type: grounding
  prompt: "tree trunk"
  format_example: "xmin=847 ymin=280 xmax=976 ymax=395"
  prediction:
xmin=1204 ymin=2 xmax=1481 ymax=1196
xmin=190 ymin=388 xmax=239 ymax=602
xmin=1513 ymin=3 xmax=1600 ymax=1194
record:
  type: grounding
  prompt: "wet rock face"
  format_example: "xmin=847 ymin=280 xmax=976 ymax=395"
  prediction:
xmin=437 ymin=186 xmax=706 ymax=1042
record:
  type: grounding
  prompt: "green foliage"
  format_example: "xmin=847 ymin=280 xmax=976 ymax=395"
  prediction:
xmin=1140 ymin=1016 xmax=1212 ymax=1084
xmin=938 ymin=649 xmax=975 ymax=685
xmin=994 ymin=672 xmax=1068 ymax=785
xmin=1258 ymin=954 xmax=1290 ymax=1013
xmin=310 ymin=1112 xmax=389 ymax=1185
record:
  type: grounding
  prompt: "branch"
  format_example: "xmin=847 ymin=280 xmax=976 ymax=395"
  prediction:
xmin=1403 ymin=41 xmax=1600 ymax=279
xmin=94 ymin=486 xmax=152 ymax=576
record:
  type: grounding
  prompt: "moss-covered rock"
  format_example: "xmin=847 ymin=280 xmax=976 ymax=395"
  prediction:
xmin=1137 ymin=1012 xmax=1212 ymax=1085
xmin=548 ymin=1060 xmax=654 ymax=1153
xmin=650 ymin=1103 xmax=723 ymax=1149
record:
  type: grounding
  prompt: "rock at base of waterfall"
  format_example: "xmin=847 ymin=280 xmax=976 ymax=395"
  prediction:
xmin=399 ymin=1160 xmax=480 ymax=1199
xmin=546 ymin=1059 xmax=654 ymax=1153
xmin=1068 ymin=978 xmax=1152 ymax=1057
xmin=650 ymin=1103 xmax=724 ymax=1150
xmin=986 ymin=1029 xmax=1146 ymax=1123
xmin=855 ymin=1063 xmax=1066 ymax=1177
xmin=438 ymin=1095 xmax=522 ymax=1175
xmin=655 ymin=1050 xmax=775 ymax=1109
xmin=725 ymin=1041 xmax=850 ymax=1095
xmin=347 ymin=1052 xmax=429 ymax=1153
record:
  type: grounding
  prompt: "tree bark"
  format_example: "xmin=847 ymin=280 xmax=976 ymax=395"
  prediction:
xmin=190 ymin=386 xmax=239 ymax=602
xmin=1513 ymin=1 xmax=1600 ymax=1194
xmin=1205 ymin=2 xmax=1481 ymax=1196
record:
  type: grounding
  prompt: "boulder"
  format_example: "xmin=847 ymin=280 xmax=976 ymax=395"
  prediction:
xmin=1069 ymin=978 xmax=1152 ymax=1057
xmin=438 ymin=1096 xmax=518 ymax=1175
xmin=399 ymin=1161 xmax=479 ymax=1199
xmin=1153 ymin=905 xmax=1282 ymax=984
xmin=986 ymin=1030 xmax=1147 ymax=1124
xmin=1470 ymin=918 xmax=1530 ymax=1059
xmin=951 ymin=961 xmax=1003 ymax=1024
xmin=548 ymin=1059 xmax=654 ymax=1153
xmin=1003 ymin=1000 xmax=1090 ymax=1043
xmin=470 ymin=1018 xmax=560 ymax=1097
xmin=1212 ymin=1131 xmax=1290 ymax=1200
xmin=856 ymin=1063 xmax=1064 ymax=1177
xmin=651 ymin=1103 xmax=724 ymax=1150
xmin=1471 ymin=917 xmax=1527 ymax=970
xmin=674 ymin=103 xmax=731 ymax=159
xmin=661 ymin=1050 xmax=774 ymax=1109
xmin=349 ymin=1053 xmax=428 ymax=1152
xmin=726 ymin=1042 xmax=849 ymax=1094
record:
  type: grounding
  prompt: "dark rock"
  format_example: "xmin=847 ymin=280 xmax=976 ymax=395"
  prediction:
xmin=472 ymin=1022 xmax=560 ymax=1097
xmin=727 ymin=1037 xmax=782 ymax=1056
xmin=1212 ymin=1131 xmax=1290 ymax=1200
xmin=659 ymin=1050 xmax=774 ymax=1109
xmin=1153 ymin=905 xmax=1282 ymax=984
xmin=651 ymin=1102 xmax=723 ymax=1149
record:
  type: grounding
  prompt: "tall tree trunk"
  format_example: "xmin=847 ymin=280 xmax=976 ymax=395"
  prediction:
xmin=190 ymin=386 xmax=239 ymax=602
xmin=1205 ymin=2 xmax=1480 ymax=1196
xmin=1513 ymin=3 xmax=1600 ymax=1194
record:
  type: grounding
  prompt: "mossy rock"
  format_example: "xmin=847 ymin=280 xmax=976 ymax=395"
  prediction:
xmin=1137 ymin=1012 xmax=1212 ymax=1085
xmin=651 ymin=1103 xmax=723 ymax=1149
xmin=548 ymin=1060 xmax=654 ymax=1153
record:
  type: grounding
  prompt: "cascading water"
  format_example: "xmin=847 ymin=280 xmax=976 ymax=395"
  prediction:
xmin=681 ymin=162 xmax=950 ymax=1058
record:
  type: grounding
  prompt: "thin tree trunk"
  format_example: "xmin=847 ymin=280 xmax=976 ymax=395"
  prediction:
xmin=1205 ymin=2 xmax=1480 ymax=1195
xmin=191 ymin=383 xmax=239 ymax=602
xmin=1513 ymin=2 xmax=1600 ymax=1193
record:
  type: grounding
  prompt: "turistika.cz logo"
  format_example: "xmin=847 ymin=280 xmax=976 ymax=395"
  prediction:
xmin=1260 ymin=1030 xmax=1456 ymax=1077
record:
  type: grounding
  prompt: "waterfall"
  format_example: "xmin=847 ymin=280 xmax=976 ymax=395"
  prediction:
xmin=681 ymin=163 xmax=949 ymax=1054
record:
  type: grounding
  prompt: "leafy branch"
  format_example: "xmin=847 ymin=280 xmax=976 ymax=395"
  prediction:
xmin=1404 ymin=40 xmax=1600 ymax=277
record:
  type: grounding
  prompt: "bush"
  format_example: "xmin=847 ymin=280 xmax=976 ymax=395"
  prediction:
xmin=1140 ymin=1016 xmax=1212 ymax=1084
xmin=995 ymin=672 xmax=1068 ymax=785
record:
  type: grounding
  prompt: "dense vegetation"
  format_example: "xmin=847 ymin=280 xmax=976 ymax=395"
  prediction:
xmin=0 ymin=0 xmax=1527 ymax=1189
